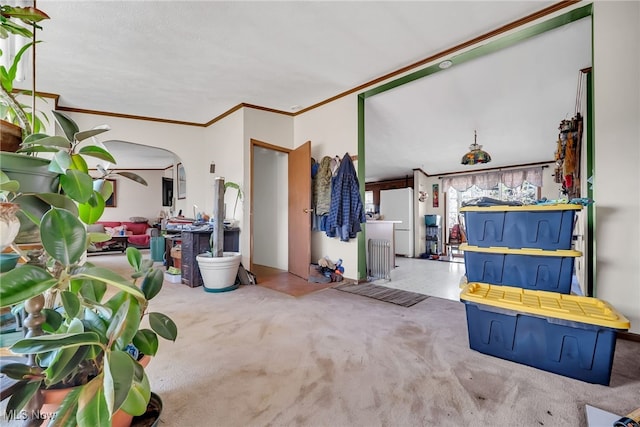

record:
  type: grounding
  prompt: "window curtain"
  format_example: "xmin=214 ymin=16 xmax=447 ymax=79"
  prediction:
xmin=441 ymin=167 xmax=543 ymax=191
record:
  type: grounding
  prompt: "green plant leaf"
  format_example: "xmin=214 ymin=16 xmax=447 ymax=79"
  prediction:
xmin=119 ymin=361 xmax=150 ymax=417
xmin=82 ymin=307 xmax=109 ymax=341
xmin=104 ymin=350 xmax=134 ymax=416
xmin=0 ymin=265 xmax=56 ymax=307
xmin=132 ymin=329 xmax=159 ymax=357
xmin=88 ymin=231 xmax=111 ymax=244
xmin=35 ymin=192 xmax=79 ymax=215
xmin=42 ymin=308 xmax=64 ymax=332
xmin=78 ymin=145 xmax=116 ymax=163
xmin=126 ymin=247 xmax=143 ymax=272
xmin=50 ymin=386 xmax=81 ymax=427
xmin=52 ymin=111 xmax=79 ymax=142
xmin=140 ymin=269 xmax=163 ymax=300
xmin=22 ymin=132 xmax=50 ymax=145
xmin=75 ymin=125 xmax=111 ymax=143
xmin=61 ymin=290 xmax=81 ymax=318
xmin=94 ymin=179 xmax=113 ymax=200
xmin=24 ymin=134 xmax=71 ymax=149
xmin=16 ymin=145 xmax=60 ymax=154
xmin=4 ymin=380 xmax=42 ymax=415
xmin=40 ymin=208 xmax=87 ymax=265
xmin=149 ymin=312 xmax=178 ymax=341
xmin=105 ymin=296 xmax=142 ymax=351
xmin=77 ymin=376 xmax=110 ymax=427
xmin=74 ymin=267 xmax=145 ymax=299
xmin=59 ymin=169 xmax=94 ymax=203
xmin=0 ymin=41 xmax=33 ymax=92
xmin=78 ymin=191 xmax=105 ymax=224
xmin=48 ymin=150 xmax=72 ymax=174
xmin=44 ymin=345 xmax=90 ymax=386
xmin=70 ymin=153 xmax=89 ymax=174
xmin=0 ymin=363 xmax=43 ymax=381
xmin=78 ymin=280 xmax=108 ymax=305
xmin=10 ymin=332 xmax=101 ymax=354
xmin=115 ymin=171 xmax=148 ymax=186
xmin=0 ymin=178 xmax=19 ymax=193
xmin=2 ymin=5 xmax=50 ymax=23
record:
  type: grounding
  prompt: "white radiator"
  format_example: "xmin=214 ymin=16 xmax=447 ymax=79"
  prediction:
xmin=368 ymin=239 xmax=391 ymax=280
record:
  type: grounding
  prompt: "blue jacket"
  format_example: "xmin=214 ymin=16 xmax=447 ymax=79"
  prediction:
xmin=326 ymin=153 xmax=365 ymax=241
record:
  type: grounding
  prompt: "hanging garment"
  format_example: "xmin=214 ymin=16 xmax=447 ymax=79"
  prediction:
xmin=313 ymin=156 xmax=333 ymax=216
xmin=325 ymin=153 xmax=366 ymax=242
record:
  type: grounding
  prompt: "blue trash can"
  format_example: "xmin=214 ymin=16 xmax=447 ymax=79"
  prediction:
xmin=150 ymin=236 xmax=165 ymax=262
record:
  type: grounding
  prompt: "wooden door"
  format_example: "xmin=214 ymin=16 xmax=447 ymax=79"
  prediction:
xmin=288 ymin=141 xmax=311 ymax=279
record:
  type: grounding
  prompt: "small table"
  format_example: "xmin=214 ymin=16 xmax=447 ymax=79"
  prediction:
xmin=110 ymin=236 xmax=128 ymax=252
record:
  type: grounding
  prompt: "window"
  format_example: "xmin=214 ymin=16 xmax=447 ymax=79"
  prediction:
xmin=365 ymin=190 xmax=375 ymax=214
xmin=447 ymin=181 xmax=539 ymax=226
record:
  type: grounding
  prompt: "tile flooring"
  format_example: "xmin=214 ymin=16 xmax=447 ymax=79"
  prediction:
xmin=371 ymin=256 xmax=467 ymax=302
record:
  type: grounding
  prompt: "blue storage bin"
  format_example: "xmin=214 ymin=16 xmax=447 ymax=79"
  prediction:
xmin=461 ymin=204 xmax=581 ymax=250
xmin=460 ymin=283 xmax=629 ymax=385
xmin=461 ymin=244 xmax=581 ymax=294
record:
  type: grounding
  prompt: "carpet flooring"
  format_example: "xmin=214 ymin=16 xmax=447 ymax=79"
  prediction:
xmin=334 ymin=282 xmax=430 ymax=307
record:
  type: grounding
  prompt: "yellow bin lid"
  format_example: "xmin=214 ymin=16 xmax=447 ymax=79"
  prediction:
xmin=460 ymin=283 xmax=630 ymax=329
xmin=460 ymin=203 xmax=582 ymax=212
xmin=459 ymin=243 xmax=582 ymax=258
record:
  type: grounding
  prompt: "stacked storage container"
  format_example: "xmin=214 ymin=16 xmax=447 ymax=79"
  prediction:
xmin=459 ymin=204 xmax=630 ymax=385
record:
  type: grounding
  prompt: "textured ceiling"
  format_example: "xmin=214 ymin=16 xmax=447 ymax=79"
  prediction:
xmin=10 ymin=1 xmax=591 ymax=176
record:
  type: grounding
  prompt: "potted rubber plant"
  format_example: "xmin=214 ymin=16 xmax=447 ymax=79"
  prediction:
xmin=0 ymin=112 xmax=177 ymax=426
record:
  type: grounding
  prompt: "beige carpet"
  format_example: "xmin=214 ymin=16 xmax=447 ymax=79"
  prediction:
xmin=11 ymin=254 xmax=640 ymax=426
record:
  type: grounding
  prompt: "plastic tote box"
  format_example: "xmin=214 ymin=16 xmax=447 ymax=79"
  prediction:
xmin=460 ymin=244 xmax=581 ymax=294
xmin=460 ymin=204 xmax=581 ymax=250
xmin=460 ymin=283 xmax=630 ymax=385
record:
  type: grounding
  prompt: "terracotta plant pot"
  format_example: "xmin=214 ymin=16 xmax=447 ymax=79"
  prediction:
xmin=39 ymin=356 xmax=152 ymax=426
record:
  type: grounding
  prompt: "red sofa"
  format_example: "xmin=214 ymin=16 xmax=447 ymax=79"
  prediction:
xmin=94 ymin=221 xmax=156 ymax=248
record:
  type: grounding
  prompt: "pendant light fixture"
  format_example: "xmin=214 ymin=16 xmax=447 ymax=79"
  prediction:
xmin=461 ymin=130 xmax=492 ymax=165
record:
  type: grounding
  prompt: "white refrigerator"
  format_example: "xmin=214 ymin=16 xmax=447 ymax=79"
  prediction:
xmin=379 ymin=188 xmax=414 ymax=257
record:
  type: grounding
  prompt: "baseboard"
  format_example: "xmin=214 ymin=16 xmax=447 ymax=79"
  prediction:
xmin=618 ymin=331 xmax=640 ymax=342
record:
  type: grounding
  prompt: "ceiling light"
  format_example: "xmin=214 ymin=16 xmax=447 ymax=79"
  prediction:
xmin=438 ymin=60 xmax=453 ymax=69
xmin=461 ymin=130 xmax=492 ymax=165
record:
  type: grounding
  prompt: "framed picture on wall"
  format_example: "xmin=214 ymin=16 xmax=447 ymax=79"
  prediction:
xmin=105 ymin=179 xmax=117 ymax=208
xmin=432 ymin=183 xmax=439 ymax=208
xmin=177 ymin=163 xmax=186 ymax=199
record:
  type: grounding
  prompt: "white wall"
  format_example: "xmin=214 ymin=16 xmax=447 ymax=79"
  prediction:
xmin=242 ymin=108 xmax=294 ymax=268
xmin=252 ymin=146 xmax=288 ymax=269
xmin=593 ymin=1 xmax=640 ymax=333
xmin=96 ymin=169 xmax=164 ymax=222
xmin=294 ymin=95 xmax=360 ymax=279
xmin=60 ymin=112 xmax=204 ymax=221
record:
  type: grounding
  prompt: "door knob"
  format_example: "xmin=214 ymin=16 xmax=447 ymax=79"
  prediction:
xmin=303 ymin=208 xmax=314 ymax=213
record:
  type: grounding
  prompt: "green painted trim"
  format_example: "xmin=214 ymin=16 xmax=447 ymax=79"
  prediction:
xmin=357 ymin=3 xmax=594 ymax=285
xmin=357 ymin=94 xmax=367 ymax=281
xmin=203 ymin=284 xmax=239 ymax=293
xmin=360 ymin=4 xmax=593 ymax=100
xmin=586 ymin=68 xmax=595 ymax=297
